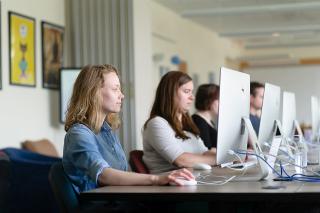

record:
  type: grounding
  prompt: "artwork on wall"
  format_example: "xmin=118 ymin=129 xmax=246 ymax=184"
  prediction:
xmin=9 ymin=12 xmax=36 ymax=87
xmin=59 ymin=68 xmax=81 ymax=123
xmin=41 ymin=21 xmax=64 ymax=89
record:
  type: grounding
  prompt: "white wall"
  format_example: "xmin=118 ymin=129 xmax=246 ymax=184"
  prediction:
xmin=151 ymin=1 xmax=241 ymax=86
xmin=0 ymin=0 xmax=65 ymax=155
xmin=245 ymin=65 xmax=320 ymax=125
xmin=132 ymin=0 xmax=154 ymax=149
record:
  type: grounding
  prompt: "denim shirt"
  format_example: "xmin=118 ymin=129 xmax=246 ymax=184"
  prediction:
xmin=62 ymin=122 xmax=128 ymax=193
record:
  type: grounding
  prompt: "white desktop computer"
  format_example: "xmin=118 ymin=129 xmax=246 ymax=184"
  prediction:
xmin=216 ymin=67 xmax=269 ymax=180
xmin=282 ymin=92 xmax=297 ymax=139
xmin=216 ymin=67 xmax=250 ymax=165
xmin=258 ymin=83 xmax=290 ymax=169
xmin=282 ymin=92 xmax=303 ymax=140
xmin=281 ymin=91 xmax=307 ymax=165
xmin=258 ymin=83 xmax=281 ymax=146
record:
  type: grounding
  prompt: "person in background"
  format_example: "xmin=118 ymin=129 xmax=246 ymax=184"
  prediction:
xmin=192 ymin=84 xmax=220 ymax=149
xmin=143 ymin=71 xmax=216 ymax=174
xmin=250 ymin=81 xmax=265 ymax=136
xmin=62 ymin=65 xmax=194 ymax=198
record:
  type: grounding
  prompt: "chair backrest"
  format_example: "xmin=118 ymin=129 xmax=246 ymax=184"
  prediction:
xmin=22 ymin=139 xmax=59 ymax=157
xmin=0 ymin=151 xmax=10 ymax=213
xmin=129 ymin=150 xmax=150 ymax=174
xmin=49 ymin=162 xmax=79 ymax=213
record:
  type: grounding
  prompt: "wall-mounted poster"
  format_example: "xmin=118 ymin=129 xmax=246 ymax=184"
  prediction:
xmin=41 ymin=21 xmax=64 ymax=89
xmin=9 ymin=12 xmax=36 ymax=87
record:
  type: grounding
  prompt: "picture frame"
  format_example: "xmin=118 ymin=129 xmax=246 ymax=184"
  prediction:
xmin=59 ymin=68 xmax=81 ymax=123
xmin=41 ymin=21 xmax=64 ymax=89
xmin=8 ymin=11 xmax=36 ymax=87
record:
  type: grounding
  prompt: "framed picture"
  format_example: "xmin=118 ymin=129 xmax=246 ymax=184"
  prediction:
xmin=41 ymin=21 xmax=64 ymax=89
xmin=59 ymin=68 xmax=81 ymax=123
xmin=9 ymin=12 xmax=36 ymax=87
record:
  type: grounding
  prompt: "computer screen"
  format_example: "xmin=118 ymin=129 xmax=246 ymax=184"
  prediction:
xmin=59 ymin=68 xmax=81 ymax=123
xmin=311 ymin=96 xmax=319 ymax=138
xmin=258 ymin=83 xmax=281 ymax=145
xmin=282 ymin=91 xmax=296 ymax=139
xmin=216 ymin=67 xmax=250 ymax=165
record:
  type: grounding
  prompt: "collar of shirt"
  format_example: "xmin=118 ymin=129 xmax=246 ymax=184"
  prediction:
xmin=101 ymin=122 xmax=112 ymax=132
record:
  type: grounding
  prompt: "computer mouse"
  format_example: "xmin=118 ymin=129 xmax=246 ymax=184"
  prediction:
xmin=169 ymin=177 xmax=197 ymax=186
xmin=192 ymin=163 xmax=212 ymax=170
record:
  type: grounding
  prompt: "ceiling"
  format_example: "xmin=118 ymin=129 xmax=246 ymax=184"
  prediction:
xmin=154 ymin=0 xmax=320 ymax=50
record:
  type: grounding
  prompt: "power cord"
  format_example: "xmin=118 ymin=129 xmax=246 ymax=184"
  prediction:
xmin=234 ymin=149 xmax=320 ymax=182
xmin=195 ymin=149 xmax=244 ymax=185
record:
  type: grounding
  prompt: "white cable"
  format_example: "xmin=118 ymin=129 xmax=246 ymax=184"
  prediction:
xmin=226 ymin=149 xmax=249 ymax=172
xmin=197 ymin=175 xmax=236 ymax=185
xmin=198 ymin=173 xmax=231 ymax=179
xmin=263 ymin=152 xmax=320 ymax=177
xmin=196 ymin=149 xmax=256 ymax=185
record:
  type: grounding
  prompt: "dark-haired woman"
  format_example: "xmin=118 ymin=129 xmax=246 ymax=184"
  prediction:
xmin=143 ymin=71 xmax=216 ymax=174
xmin=192 ymin=84 xmax=219 ymax=149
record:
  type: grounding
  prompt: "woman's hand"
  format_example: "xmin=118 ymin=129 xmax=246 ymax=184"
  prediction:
xmin=155 ymin=168 xmax=195 ymax=186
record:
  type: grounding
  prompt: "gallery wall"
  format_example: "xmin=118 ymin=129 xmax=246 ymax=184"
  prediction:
xmin=0 ymin=0 xmax=66 ymax=154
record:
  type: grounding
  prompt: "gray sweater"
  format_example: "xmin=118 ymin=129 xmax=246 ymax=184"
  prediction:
xmin=143 ymin=116 xmax=208 ymax=174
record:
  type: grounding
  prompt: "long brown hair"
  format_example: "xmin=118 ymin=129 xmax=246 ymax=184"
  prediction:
xmin=144 ymin=71 xmax=200 ymax=140
xmin=65 ymin=64 xmax=120 ymax=133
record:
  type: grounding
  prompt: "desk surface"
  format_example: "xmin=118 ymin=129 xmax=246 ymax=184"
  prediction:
xmin=80 ymin=166 xmax=320 ymax=203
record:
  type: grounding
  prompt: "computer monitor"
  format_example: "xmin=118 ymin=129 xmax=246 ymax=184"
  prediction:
xmin=258 ymin=83 xmax=281 ymax=146
xmin=311 ymin=96 xmax=320 ymax=139
xmin=59 ymin=68 xmax=81 ymax=123
xmin=282 ymin=91 xmax=297 ymax=139
xmin=216 ymin=67 xmax=250 ymax=165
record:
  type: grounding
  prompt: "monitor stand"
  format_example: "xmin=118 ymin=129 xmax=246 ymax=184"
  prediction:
xmin=294 ymin=119 xmax=303 ymax=136
xmin=282 ymin=120 xmax=307 ymax=155
xmin=293 ymin=119 xmax=308 ymax=151
xmin=266 ymin=120 xmax=289 ymax=169
xmin=242 ymin=117 xmax=270 ymax=180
